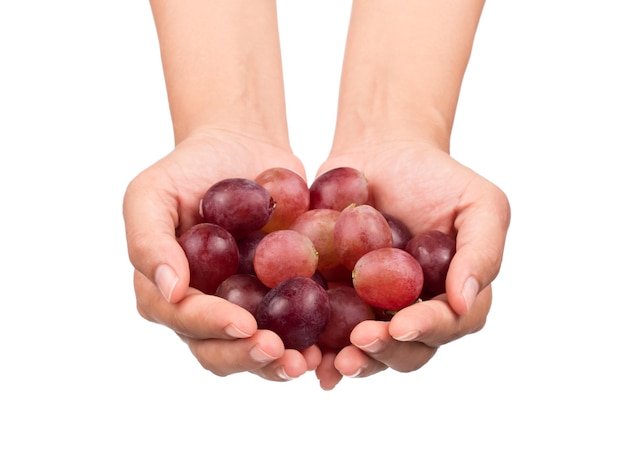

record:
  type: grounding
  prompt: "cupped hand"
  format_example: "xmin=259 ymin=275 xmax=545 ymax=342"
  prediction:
xmin=314 ymin=141 xmax=511 ymax=389
xmin=123 ymin=128 xmax=321 ymax=380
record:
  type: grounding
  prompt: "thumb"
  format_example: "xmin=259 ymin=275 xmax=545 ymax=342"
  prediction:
xmin=122 ymin=175 xmax=190 ymax=304
xmin=446 ymin=184 xmax=511 ymax=315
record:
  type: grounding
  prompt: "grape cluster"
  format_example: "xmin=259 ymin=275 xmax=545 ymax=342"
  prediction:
xmin=177 ymin=167 xmax=455 ymax=351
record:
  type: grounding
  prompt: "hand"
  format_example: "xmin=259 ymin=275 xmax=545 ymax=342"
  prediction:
xmin=123 ymin=128 xmax=322 ymax=381
xmin=314 ymin=140 xmax=510 ymax=389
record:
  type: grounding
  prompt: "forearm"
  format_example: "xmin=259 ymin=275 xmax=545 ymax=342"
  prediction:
xmin=150 ymin=0 xmax=289 ymax=146
xmin=332 ymin=0 xmax=485 ymax=154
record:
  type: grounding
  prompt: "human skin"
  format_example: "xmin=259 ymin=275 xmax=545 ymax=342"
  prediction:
xmin=313 ymin=0 xmax=511 ymax=389
xmin=123 ymin=0 xmax=320 ymax=381
xmin=123 ymin=0 xmax=510 ymax=387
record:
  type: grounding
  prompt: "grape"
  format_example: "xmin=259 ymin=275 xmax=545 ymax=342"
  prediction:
xmin=215 ymin=274 xmax=270 ymax=314
xmin=316 ymin=285 xmax=376 ymax=351
xmin=309 ymin=167 xmax=372 ymax=211
xmin=333 ymin=204 xmax=393 ymax=270
xmin=382 ymin=212 xmax=413 ymax=250
xmin=253 ymin=229 xmax=319 ymax=288
xmin=310 ymin=270 xmax=329 ymax=290
xmin=255 ymin=167 xmax=310 ymax=232
xmin=200 ymin=178 xmax=275 ymax=238
xmin=255 ymin=276 xmax=331 ymax=351
xmin=352 ymin=247 xmax=424 ymax=310
xmin=236 ymin=230 xmax=266 ymax=275
xmin=178 ymin=223 xmax=239 ymax=295
xmin=289 ymin=208 xmax=341 ymax=272
xmin=405 ymin=230 xmax=456 ymax=299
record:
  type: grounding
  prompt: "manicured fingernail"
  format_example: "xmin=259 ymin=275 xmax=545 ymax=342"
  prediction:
xmin=224 ymin=323 xmax=252 ymax=339
xmin=155 ymin=264 xmax=179 ymax=303
xmin=358 ymin=338 xmax=383 ymax=353
xmin=462 ymin=276 xmax=479 ymax=313
xmin=249 ymin=345 xmax=278 ymax=363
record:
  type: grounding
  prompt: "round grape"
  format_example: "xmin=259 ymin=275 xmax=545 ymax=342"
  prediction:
xmin=178 ymin=223 xmax=239 ymax=295
xmin=255 ymin=276 xmax=331 ymax=351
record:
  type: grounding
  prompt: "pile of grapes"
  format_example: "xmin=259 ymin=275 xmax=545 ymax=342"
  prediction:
xmin=178 ymin=167 xmax=455 ymax=352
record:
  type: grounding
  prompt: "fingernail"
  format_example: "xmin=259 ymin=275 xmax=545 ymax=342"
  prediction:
xmin=276 ymin=367 xmax=294 ymax=381
xmin=394 ymin=331 xmax=419 ymax=342
xmin=343 ymin=367 xmax=363 ymax=378
xmin=249 ymin=345 xmax=278 ymax=363
xmin=155 ymin=264 xmax=179 ymax=303
xmin=224 ymin=323 xmax=252 ymax=339
xmin=358 ymin=338 xmax=383 ymax=353
xmin=462 ymin=276 xmax=479 ymax=313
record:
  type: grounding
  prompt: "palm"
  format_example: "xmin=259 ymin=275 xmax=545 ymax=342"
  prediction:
xmin=318 ymin=142 xmax=484 ymax=237
xmin=143 ymin=130 xmax=305 ymax=234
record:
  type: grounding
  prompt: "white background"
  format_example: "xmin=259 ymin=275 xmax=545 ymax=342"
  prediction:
xmin=1 ymin=1 xmax=625 ymax=467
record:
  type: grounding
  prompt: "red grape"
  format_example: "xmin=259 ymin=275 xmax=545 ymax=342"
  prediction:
xmin=309 ymin=167 xmax=372 ymax=211
xmin=253 ymin=230 xmax=319 ymax=288
xmin=215 ymin=274 xmax=270 ymax=314
xmin=255 ymin=276 xmax=331 ymax=351
xmin=352 ymin=247 xmax=424 ymax=310
xmin=200 ymin=178 xmax=275 ymax=238
xmin=255 ymin=167 xmax=310 ymax=232
xmin=333 ymin=204 xmax=393 ymax=270
xmin=236 ymin=230 xmax=266 ymax=275
xmin=178 ymin=223 xmax=239 ymax=295
xmin=316 ymin=285 xmax=376 ymax=351
xmin=405 ymin=230 xmax=456 ymax=299
xmin=382 ymin=212 xmax=413 ymax=250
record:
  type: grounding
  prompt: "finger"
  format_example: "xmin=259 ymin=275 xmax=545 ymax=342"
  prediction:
xmin=134 ymin=270 xmax=258 ymax=340
xmin=182 ymin=329 xmax=285 ymax=377
xmin=123 ymin=169 xmax=191 ymax=304
xmin=334 ymin=344 xmax=390 ymax=377
xmin=249 ymin=348 xmax=309 ymax=382
xmin=447 ymin=178 xmax=510 ymax=315
xmin=346 ymin=322 xmax=436 ymax=374
xmin=301 ymin=345 xmax=323 ymax=372
xmin=315 ymin=351 xmax=343 ymax=390
xmin=388 ymin=286 xmax=492 ymax=348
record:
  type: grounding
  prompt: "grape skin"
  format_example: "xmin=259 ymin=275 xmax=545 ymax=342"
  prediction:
xmin=309 ymin=167 xmax=372 ymax=211
xmin=200 ymin=178 xmax=275 ymax=238
xmin=352 ymin=247 xmax=424 ymax=311
xmin=253 ymin=229 xmax=319 ymax=288
xmin=215 ymin=274 xmax=270 ymax=315
xmin=405 ymin=230 xmax=456 ymax=299
xmin=333 ymin=204 xmax=393 ymax=270
xmin=290 ymin=208 xmax=341 ymax=272
xmin=255 ymin=277 xmax=331 ymax=351
xmin=317 ymin=285 xmax=376 ymax=351
xmin=178 ymin=223 xmax=239 ymax=295
xmin=255 ymin=167 xmax=310 ymax=232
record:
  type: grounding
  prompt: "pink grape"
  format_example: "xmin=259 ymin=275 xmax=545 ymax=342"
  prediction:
xmin=352 ymin=247 xmax=424 ymax=311
xmin=333 ymin=204 xmax=393 ymax=270
xmin=200 ymin=178 xmax=275 ymax=238
xmin=316 ymin=285 xmax=376 ymax=351
xmin=255 ymin=167 xmax=310 ymax=232
xmin=309 ymin=167 xmax=372 ymax=211
xmin=289 ymin=208 xmax=341 ymax=272
xmin=255 ymin=276 xmax=331 ymax=351
xmin=253 ymin=230 xmax=319 ymax=288
xmin=405 ymin=230 xmax=456 ymax=298
xmin=178 ymin=223 xmax=239 ymax=295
